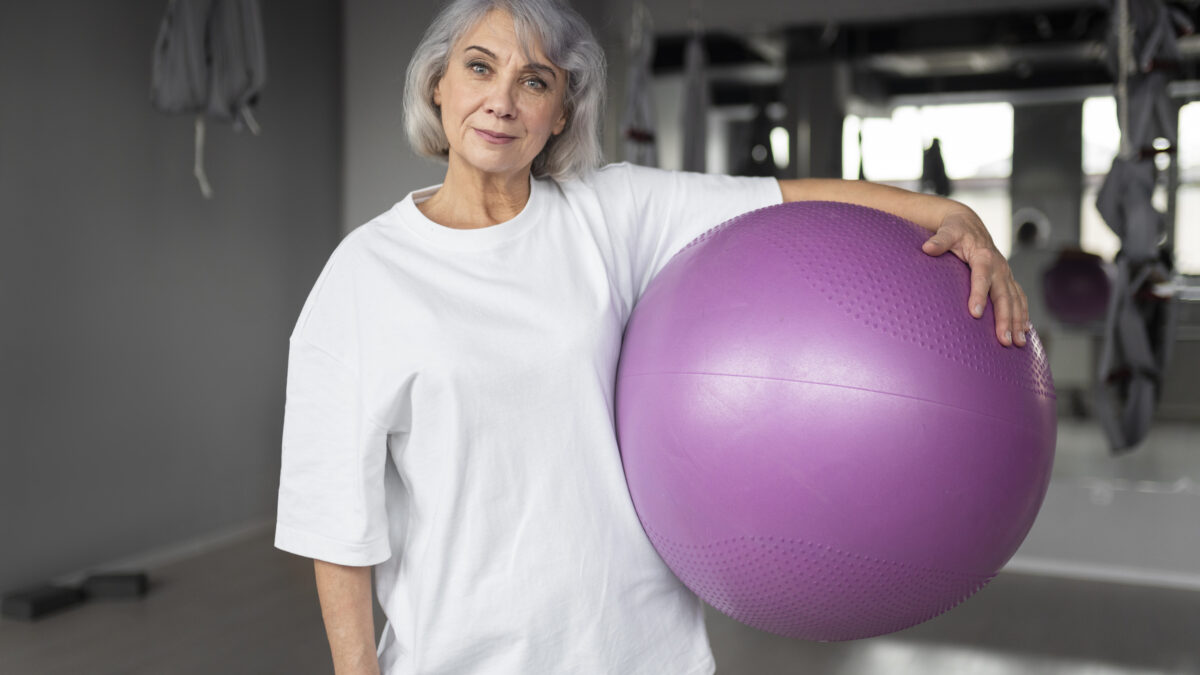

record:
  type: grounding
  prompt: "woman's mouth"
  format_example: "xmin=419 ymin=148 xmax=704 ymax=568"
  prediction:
xmin=474 ymin=128 xmax=516 ymax=144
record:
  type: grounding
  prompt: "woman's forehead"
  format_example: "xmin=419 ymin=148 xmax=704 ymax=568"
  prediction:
xmin=455 ymin=10 xmax=558 ymax=71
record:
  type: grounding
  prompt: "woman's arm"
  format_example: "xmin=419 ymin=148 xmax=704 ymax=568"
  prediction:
xmin=779 ymin=178 xmax=1029 ymax=347
xmin=314 ymin=559 xmax=381 ymax=675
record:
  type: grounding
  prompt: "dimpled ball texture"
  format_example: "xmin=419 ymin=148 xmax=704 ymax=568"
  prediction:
xmin=615 ymin=201 xmax=1056 ymax=642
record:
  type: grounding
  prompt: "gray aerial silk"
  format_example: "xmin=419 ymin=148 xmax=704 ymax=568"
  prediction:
xmin=622 ymin=1 xmax=658 ymax=167
xmin=150 ymin=0 xmax=267 ymax=197
xmin=1094 ymin=0 xmax=1190 ymax=453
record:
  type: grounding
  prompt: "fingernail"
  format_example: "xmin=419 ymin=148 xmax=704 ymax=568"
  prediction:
xmin=974 ymin=304 xmax=984 ymax=316
xmin=1005 ymin=330 xmax=1012 ymax=343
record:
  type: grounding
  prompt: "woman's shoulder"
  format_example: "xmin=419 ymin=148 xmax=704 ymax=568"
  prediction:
xmin=328 ymin=218 xmax=381 ymax=262
xmin=559 ymin=162 xmax=678 ymax=195
xmin=311 ymin=207 xmax=409 ymax=288
xmin=336 ymin=194 xmax=429 ymax=256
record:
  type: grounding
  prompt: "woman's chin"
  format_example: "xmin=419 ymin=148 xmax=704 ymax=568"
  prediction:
xmin=455 ymin=155 xmax=532 ymax=178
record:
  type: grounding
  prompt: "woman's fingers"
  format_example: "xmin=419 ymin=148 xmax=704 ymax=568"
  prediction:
xmin=995 ymin=271 xmax=1030 ymax=348
xmin=922 ymin=234 xmax=952 ymax=257
xmin=923 ymin=212 xmax=1031 ymax=347
xmin=990 ymin=275 xmax=1015 ymax=346
xmin=969 ymin=257 xmax=993 ymax=321
xmin=1012 ymin=280 xmax=1030 ymax=346
xmin=986 ymin=272 xmax=1032 ymax=348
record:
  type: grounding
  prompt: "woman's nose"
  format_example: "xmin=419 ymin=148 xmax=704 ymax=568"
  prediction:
xmin=483 ymin=81 xmax=516 ymax=119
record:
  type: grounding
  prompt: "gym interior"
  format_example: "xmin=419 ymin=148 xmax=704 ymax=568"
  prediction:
xmin=2 ymin=1 xmax=1200 ymax=673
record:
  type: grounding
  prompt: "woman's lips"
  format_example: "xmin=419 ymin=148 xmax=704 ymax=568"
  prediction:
xmin=474 ymin=128 xmax=516 ymax=144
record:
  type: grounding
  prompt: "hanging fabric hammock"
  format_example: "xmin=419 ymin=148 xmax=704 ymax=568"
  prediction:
xmin=622 ymin=1 xmax=658 ymax=167
xmin=1093 ymin=0 xmax=1191 ymax=453
xmin=150 ymin=0 xmax=267 ymax=198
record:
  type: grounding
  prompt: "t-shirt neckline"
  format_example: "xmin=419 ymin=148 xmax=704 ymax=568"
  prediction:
xmin=399 ymin=174 xmax=545 ymax=251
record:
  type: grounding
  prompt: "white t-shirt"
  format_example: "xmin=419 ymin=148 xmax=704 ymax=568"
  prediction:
xmin=275 ymin=162 xmax=781 ymax=674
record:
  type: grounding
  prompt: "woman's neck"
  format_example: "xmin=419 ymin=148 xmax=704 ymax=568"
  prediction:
xmin=417 ymin=162 xmax=532 ymax=230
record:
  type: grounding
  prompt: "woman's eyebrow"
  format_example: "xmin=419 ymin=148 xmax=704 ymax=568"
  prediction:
xmin=526 ymin=63 xmax=557 ymax=81
xmin=464 ymin=45 xmax=497 ymax=59
xmin=464 ymin=45 xmax=557 ymax=81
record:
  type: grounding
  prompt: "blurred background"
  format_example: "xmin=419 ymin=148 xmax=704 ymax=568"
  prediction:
xmin=2 ymin=1 xmax=1199 ymax=673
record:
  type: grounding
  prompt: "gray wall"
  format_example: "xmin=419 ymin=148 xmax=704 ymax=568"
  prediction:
xmin=343 ymin=0 xmax=445 ymax=232
xmin=0 ymin=1 xmax=343 ymax=593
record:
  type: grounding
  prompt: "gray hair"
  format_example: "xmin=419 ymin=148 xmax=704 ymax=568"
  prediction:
xmin=403 ymin=0 xmax=607 ymax=182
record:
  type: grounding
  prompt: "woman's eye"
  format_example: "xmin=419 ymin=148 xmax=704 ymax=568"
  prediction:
xmin=525 ymin=78 xmax=547 ymax=90
xmin=469 ymin=62 xmax=488 ymax=75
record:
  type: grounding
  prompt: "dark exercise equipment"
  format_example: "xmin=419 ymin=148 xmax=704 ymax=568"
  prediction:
xmin=82 ymin=572 xmax=151 ymax=599
xmin=1 ymin=585 xmax=86 ymax=621
xmin=1 ymin=571 xmax=149 ymax=622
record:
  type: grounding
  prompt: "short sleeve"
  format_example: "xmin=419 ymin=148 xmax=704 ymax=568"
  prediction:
xmin=275 ymin=337 xmax=392 ymax=566
xmin=591 ymin=163 xmax=783 ymax=300
xmin=275 ymin=235 xmax=391 ymax=566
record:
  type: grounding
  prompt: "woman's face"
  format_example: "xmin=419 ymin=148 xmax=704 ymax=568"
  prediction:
xmin=434 ymin=10 xmax=568 ymax=179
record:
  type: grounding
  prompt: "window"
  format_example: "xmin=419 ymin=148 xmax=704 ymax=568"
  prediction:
xmin=1176 ymin=101 xmax=1200 ymax=274
xmin=845 ymin=103 xmax=1014 ymax=256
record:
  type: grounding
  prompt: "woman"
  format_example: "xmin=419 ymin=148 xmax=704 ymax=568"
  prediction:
xmin=274 ymin=1 xmax=1030 ymax=673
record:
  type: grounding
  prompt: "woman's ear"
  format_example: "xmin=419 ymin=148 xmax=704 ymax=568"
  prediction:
xmin=432 ymin=81 xmax=442 ymax=108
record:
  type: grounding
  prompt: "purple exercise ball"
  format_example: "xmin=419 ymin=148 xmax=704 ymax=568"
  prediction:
xmin=1043 ymin=252 xmax=1112 ymax=325
xmin=616 ymin=201 xmax=1056 ymax=642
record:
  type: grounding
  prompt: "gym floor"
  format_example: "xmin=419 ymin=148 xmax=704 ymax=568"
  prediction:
xmin=2 ymin=532 xmax=1198 ymax=675
xmin=3 ymin=421 xmax=1200 ymax=675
